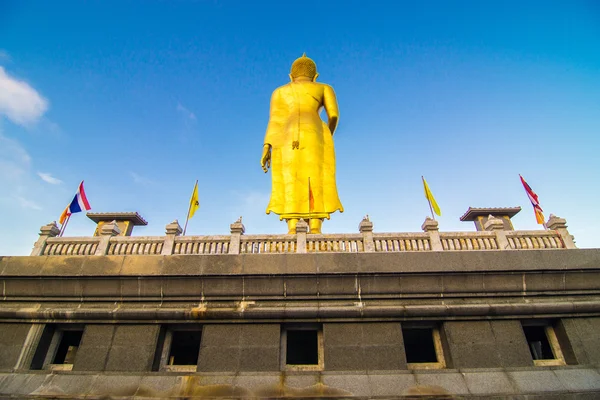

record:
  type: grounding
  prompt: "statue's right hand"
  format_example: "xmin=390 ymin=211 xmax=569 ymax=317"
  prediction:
xmin=261 ymin=145 xmax=271 ymax=173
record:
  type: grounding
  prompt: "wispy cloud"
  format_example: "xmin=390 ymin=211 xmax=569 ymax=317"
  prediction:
xmin=37 ymin=172 xmax=63 ymax=185
xmin=0 ymin=66 xmax=48 ymax=126
xmin=13 ymin=194 xmax=42 ymax=210
xmin=0 ymin=50 xmax=10 ymax=63
xmin=176 ymin=102 xmax=197 ymax=121
xmin=0 ymin=132 xmax=31 ymax=181
xmin=129 ymin=171 xmax=155 ymax=186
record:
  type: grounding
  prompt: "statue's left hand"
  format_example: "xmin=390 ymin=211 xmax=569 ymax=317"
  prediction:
xmin=261 ymin=145 xmax=271 ymax=173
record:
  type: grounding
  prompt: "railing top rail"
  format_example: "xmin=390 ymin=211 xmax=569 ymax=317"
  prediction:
xmin=109 ymin=236 xmax=166 ymax=242
xmin=46 ymin=237 xmax=101 ymax=243
xmin=175 ymin=235 xmax=231 ymax=242
xmin=506 ymin=230 xmax=562 ymax=237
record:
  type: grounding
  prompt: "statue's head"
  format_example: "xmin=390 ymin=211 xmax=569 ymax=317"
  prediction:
xmin=290 ymin=53 xmax=318 ymax=81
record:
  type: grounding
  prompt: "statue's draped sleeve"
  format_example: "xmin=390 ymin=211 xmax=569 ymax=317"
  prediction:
xmin=323 ymin=84 xmax=339 ymax=134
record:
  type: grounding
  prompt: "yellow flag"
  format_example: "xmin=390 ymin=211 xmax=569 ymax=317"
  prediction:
xmin=188 ymin=180 xmax=200 ymax=219
xmin=422 ymin=177 xmax=441 ymax=216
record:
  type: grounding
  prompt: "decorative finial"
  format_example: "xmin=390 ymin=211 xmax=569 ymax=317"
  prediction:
xmin=302 ymin=52 xmax=306 ymax=57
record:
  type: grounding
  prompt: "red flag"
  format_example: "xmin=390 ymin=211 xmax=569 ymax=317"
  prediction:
xmin=520 ymin=175 xmax=545 ymax=224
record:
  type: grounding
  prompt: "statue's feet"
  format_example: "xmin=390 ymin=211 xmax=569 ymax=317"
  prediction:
xmin=286 ymin=218 xmax=299 ymax=234
xmin=309 ymin=219 xmax=322 ymax=234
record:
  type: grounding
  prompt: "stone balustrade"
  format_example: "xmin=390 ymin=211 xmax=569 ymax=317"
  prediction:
xmin=30 ymin=214 xmax=577 ymax=256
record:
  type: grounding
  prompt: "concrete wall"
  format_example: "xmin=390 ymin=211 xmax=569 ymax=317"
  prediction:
xmin=74 ymin=325 xmax=160 ymax=372
xmin=560 ymin=317 xmax=600 ymax=365
xmin=443 ymin=321 xmax=533 ymax=368
xmin=198 ymin=324 xmax=280 ymax=372
xmin=324 ymin=323 xmax=406 ymax=371
xmin=0 ymin=324 xmax=32 ymax=371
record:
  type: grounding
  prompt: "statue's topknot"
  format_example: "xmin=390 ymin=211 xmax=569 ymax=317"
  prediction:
xmin=290 ymin=53 xmax=317 ymax=79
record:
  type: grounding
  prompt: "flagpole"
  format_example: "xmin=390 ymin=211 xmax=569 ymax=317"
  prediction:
xmin=59 ymin=214 xmax=71 ymax=237
xmin=422 ymin=176 xmax=435 ymax=220
xmin=182 ymin=180 xmax=198 ymax=236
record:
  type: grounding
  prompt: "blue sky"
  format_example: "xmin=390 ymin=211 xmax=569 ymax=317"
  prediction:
xmin=1 ymin=1 xmax=599 ymax=255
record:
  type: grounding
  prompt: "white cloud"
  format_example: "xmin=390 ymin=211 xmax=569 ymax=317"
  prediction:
xmin=129 ymin=171 xmax=155 ymax=186
xmin=0 ymin=133 xmax=31 ymax=181
xmin=0 ymin=66 xmax=48 ymax=126
xmin=13 ymin=195 xmax=42 ymax=210
xmin=0 ymin=50 xmax=10 ymax=63
xmin=37 ymin=172 xmax=63 ymax=185
xmin=176 ymin=102 xmax=197 ymax=121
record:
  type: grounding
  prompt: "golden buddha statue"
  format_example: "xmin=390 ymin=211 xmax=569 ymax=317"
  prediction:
xmin=261 ymin=54 xmax=344 ymax=234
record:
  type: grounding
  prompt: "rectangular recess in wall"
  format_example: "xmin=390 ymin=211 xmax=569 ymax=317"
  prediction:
xmin=30 ymin=324 xmax=83 ymax=371
xmin=402 ymin=325 xmax=446 ymax=369
xmin=281 ymin=324 xmax=323 ymax=371
xmin=155 ymin=325 xmax=202 ymax=372
xmin=522 ymin=322 xmax=566 ymax=366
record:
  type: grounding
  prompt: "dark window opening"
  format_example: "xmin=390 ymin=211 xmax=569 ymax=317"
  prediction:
xmin=287 ymin=330 xmax=318 ymax=365
xmin=30 ymin=325 xmax=55 ymax=370
xmin=168 ymin=330 xmax=201 ymax=365
xmin=523 ymin=325 xmax=555 ymax=360
xmin=53 ymin=330 xmax=83 ymax=364
xmin=403 ymin=328 xmax=437 ymax=363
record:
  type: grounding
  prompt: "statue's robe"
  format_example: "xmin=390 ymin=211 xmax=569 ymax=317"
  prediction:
xmin=264 ymin=81 xmax=343 ymax=220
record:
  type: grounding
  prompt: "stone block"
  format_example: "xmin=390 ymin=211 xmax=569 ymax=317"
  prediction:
xmin=40 ymin=279 xmax=83 ymax=297
xmin=365 ymin=345 xmax=404 ymax=370
xmin=400 ymin=274 xmax=443 ymax=294
xmin=240 ymin=324 xmax=279 ymax=348
xmin=325 ymin=346 xmax=365 ymax=370
xmin=201 ymin=277 xmax=243 ymax=296
xmin=317 ymin=276 xmax=357 ymax=296
xmin=1 ymin=256 xmax=46 ymax=276
xmin=524 ymin=272 xmax=565 ymax=292
xmin=0 ymin=324 xmax=32 ymax=370
xmin=482 ymin=273 xmax=524 ymax=292
xmin=242 ymin=254 xmax=285 ymax=275
xmin=444 ymin=321 xmax=531 ymax=368
xmin=321 ymin=374 xmax=370 ymax=397
xmin=324 ymin=323 xmax=405 ymax=371
xmin=81 ymin=278 xmax=120 ymax=297
xmin=234 ymin=374 xmax=281 ymax=397
xmin=508 ymin=370 xmax=567 ymax=393
xmin=242 ymin=277 xmax=284 ymax=297
xmin=0 ymin=373 xmax=48 ymax=395
xmin=163 ymin=277 xmax=203 ymax=297
xmin=137 ymin=375 xmax=182 ymax=398
xmin=73 ymin=325 xmax=115 ymax=371
xmin=87 ymin=374 xmax=142 ymax=397
xmin=462 ymin=371 xmax=516 ymax=395
xmin=80 ymin=256 xmax=124 ymax=275
xmin=40 ymin=256 xmax=85 ymax=276
xmin=565 ymin=271 xmax=600 ymax=290
xmin=202 ymin=325 xmax=241 ymax=347
xmin=442 ymin=274 xmax=485 ymax=293
xmin=198 ymin=346 xmax=240 ymax=371
xmin=41 ymin=374 xmax=96 ymax=396
xmin=561 ymin=317 xmax=600 ymax=364
xmin=358 ymin=275 xmax=402 ymax=295
xmin=105 ymin=344 xmax=157 ymax=371
xmin=240 ymin=347 xmax=279 ymax=371
xmin=104 ymin=325 xmax=159 ymax=371
xmin=162 ymin=255 xmax=203 ymax=275
xmin=368 ymin=373 xmax=416 ymax=396
xmin=284 ymin=276 xmax=318 ymax=296
xmin=554 ymin=368 xmax=600 ymax=391
xmin=120 ymin=255 xmax=164 ymax=275
xmin=203 ymin=255 xmax=242 ymax=275
xmin=414 ymin=371 xmax=469 ymax=395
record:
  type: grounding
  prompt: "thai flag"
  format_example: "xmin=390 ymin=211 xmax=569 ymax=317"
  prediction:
xmin=519 ymin=175 xmax=545 ymax=225
xmin=59 ymin=181 xmax=91 ymax=225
